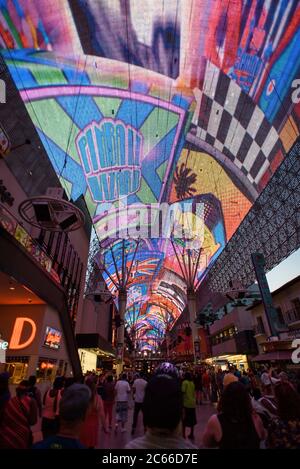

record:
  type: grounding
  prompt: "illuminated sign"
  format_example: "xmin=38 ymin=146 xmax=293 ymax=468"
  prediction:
xmin=0 ymin=340 xmax=8 ymax=350
xmin=43 ymin=326 xmax=62 ymax=350
xmin=0 ymin=339 xmax=8 ymax=363
xmin=9 ymin=317 xmax=37 ymax=350
xmin=79 ymin=349 xmax=97 ymax=374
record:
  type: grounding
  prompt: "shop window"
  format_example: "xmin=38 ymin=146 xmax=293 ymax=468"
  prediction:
xmin=291 ymin=298 xmax=300 ymax=312
xmin=257 ymin=316 xmax=265 ymax=334
xmin=57 ymin=359 xmax=64 ymax=377
xmin=36 ymin=357 xmax=58 ymax=382
xmin=5 ymin=356 xmax=29 ymax=384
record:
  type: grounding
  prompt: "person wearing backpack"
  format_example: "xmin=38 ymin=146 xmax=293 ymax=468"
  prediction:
xmin=41 ymin=377 xmax=64 ymax=439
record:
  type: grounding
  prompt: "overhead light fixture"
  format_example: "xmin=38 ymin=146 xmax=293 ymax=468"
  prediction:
xmin=19 ymin=190 xmax=85 ymax=232
xmin=9 ymin=286 xmax=15 ymax=290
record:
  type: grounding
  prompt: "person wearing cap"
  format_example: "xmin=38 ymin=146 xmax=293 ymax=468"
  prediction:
xmin=0 ymin=380 xmax=38 ymax=449
xmin=125 ymin=374 xmax=197 ymax=449
xmin=154 ymin=362 xmax=180 ymax=380
xmin=33 ymin=384 xmax=91 ymax=449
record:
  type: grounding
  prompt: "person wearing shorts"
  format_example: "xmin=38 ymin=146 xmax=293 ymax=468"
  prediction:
xmin=114 ymin=373 xmax=131 ymax=433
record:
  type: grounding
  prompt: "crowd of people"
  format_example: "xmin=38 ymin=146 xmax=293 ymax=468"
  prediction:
xmin=0 ymin=363 xmax=299 ymax=449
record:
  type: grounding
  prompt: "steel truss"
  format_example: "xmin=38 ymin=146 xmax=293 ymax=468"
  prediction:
xmin=85 ymin=235 xmax=102 ymax=295
xmin=208 ymin=138 xmax=300 ymax=292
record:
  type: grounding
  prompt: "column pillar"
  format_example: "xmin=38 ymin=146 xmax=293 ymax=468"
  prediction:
xmin=116 ymin=288 xmax=127 ymax=376
xmin=187 ymin=288 xmax=199 ymax=363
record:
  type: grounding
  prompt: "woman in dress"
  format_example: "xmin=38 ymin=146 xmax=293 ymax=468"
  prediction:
xmin=80 ymin=377 xmax=107 ymax=448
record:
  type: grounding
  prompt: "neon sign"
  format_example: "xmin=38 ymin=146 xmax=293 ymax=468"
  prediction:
xmin=9 ymin=317 xmax=37 ymax=350
xmin=76 ymin=119 xmax=142 ymax=202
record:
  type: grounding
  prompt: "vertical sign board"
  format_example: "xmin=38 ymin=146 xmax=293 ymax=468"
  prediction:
xmin=251 ymin=252 xmax=279 ymax=336
xmin=0 ymin=339 xmax=8 ymax=363
xmin=117 ymin=343 xmax=123 ymax=361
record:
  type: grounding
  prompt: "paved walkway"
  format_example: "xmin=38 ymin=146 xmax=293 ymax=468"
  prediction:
xmin=33 ymin=400 xmax=216 ymax=449
xmin=97 ymin=401 xmax=216 ymax=449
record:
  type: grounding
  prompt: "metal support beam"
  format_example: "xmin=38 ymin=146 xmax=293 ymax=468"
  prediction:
xmin=208 ymin=138 xmax=300 ymax=292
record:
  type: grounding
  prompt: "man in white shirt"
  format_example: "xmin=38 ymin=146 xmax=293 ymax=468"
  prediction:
xmin=132 ymin=373 xmax=148 ymax=435
xmin=115 ymin=374 xmax=131 ymax=433
xmin=261 ymin=367 xmax=280 ymax=389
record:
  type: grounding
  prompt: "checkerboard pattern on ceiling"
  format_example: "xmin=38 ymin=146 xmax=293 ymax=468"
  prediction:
xmin=190 ymin=62 xmax=282 ymax=190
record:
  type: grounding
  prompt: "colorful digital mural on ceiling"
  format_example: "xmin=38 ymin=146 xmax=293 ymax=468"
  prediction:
xmin=0 ymin=0 xmax=81 ymax=53
xmin=1 ymin=0 xmax=299 ymax=350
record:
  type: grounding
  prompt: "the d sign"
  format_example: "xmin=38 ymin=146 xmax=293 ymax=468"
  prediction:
xmin=10 ymin=317 xmax=37 ymax=349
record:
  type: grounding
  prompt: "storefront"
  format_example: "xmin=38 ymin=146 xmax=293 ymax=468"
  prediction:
xmin=0 ymin=271 xmax=73 ymax=384
xmin=205 ymin=353 xmax=249 ymax=371
xmin=76 ymin=333 xmax=115 ymax=375
xmin=250 ymin=350 xmax=299 ymax=371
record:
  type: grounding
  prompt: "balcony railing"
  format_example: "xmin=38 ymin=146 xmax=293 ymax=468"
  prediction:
xmin=283 ymin=308 xmax=300 ymax=326
xmin=253 ymin=324 xmax=266 ymax=336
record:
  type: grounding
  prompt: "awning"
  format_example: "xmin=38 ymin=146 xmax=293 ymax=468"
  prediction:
xmin=250 ymin=351 xmax=292 ymax=362
xmin=76 ymin=333 xmax=115 ymax=357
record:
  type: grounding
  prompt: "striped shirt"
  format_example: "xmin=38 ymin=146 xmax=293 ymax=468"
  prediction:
xmin=0 ymin=396 xmax=32 ymax=449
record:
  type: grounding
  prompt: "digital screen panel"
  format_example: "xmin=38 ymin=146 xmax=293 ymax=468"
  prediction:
xmin=44 ymin=326 xmax=62 ymax=350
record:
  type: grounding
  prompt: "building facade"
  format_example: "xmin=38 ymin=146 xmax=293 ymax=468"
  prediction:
xmin=206 ymin=305 xmax=258 ymax=370
xmin=249 ymin=276 xmax=300 ymax=370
